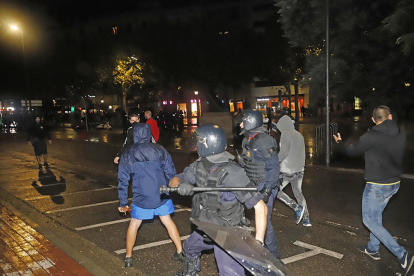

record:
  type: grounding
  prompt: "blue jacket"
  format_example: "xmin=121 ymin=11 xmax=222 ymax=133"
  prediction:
xmin=118 ymin=123 xmax=176 ymax=209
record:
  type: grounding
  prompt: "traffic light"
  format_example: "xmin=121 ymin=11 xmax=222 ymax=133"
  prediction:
xmin=71 ymin=106 xmax=75 ymax=112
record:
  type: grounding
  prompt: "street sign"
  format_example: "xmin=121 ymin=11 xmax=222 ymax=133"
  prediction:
xmin=21 ymin=100 xmax=42 ymax=107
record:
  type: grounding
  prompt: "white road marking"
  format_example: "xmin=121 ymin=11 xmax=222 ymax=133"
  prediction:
xmin=46 ymin=199 xmax=130 ymax=213
xmin=75 ymin=218 xmax=132 ymax=230
xmin=115 ymin=235 xmax=191 ymax=254
xmin=25 ymin=187 xmax=115 ymax=201
xmin=8 ymin=179 xmax=95 ymax=190
xmin=281 ymin=241 xmax=343 ymax=264
xmin=326 ymin=221 xmax=359 ymax=230
xmin=75 ymin=206 xmax=191 ymax=230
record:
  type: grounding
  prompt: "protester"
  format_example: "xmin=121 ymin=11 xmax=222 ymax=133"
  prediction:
xmin=169 ymin=124 xmax=267 ymax=275
xmin=333 ymin=105 xmax=413 ymax=276
xmin=267 ymin=107 xmax=272 ymax=131
xmin=114 ymin=113 xmax=139 ymax=164
xmin=118 ymin=123 xmax=183 ymax=267
xmin=275 ymin=115 xmax=309 ymax=226
xmin=27 ymin=116 xmax=51 ymax=170
xmin=236 ymin=109 xmax=281 ymax=259
xmin=145 ymin=110 xmax=160 ymax=142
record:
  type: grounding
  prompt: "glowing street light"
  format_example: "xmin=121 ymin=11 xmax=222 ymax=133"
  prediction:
xmin=11 ymin=25 xmax=31 ymax=112
xmin=194 ymin=91 xmax=200 ymax=126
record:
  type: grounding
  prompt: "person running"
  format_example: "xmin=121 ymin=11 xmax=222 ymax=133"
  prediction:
xmin=275 ymin=115 xmax=309 ymax=226
xmin=27 ymin=116 xmax=51 ymax=170
xmin=334 ymin=105 xmax=413 ymax=276
xmin=114 ymin=113 xmax=139 ymax=164
xmin=118 ymin=123 xmax=183 ymax=267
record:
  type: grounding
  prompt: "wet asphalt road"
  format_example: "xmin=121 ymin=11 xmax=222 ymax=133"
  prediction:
xmin=0 ymin=120 xmax=413 ymax=276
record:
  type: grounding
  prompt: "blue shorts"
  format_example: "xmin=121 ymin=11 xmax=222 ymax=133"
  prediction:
xmin=131 ymin=199 xmax=175 ymax=220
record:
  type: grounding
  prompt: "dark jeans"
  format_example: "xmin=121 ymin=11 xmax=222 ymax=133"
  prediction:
xmin=183 ymin=230 xmax=244 ymax=276
xmin=362 ymin=183 xmax=406 ymax=259
xmin=264 ymin=188 xmax=281 ymax=259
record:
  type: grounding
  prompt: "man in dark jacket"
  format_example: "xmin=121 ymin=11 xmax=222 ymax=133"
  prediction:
xmin=114 ymin=113 xmax=139 ymax=164
xmin=237 ymin=109 xmax=281 ymax=259
xmin=334 ymin=105 xmax=413 ymax=276
xmin=27 ymin=116 xmax=51 ymax=170
xmin=169 ymin=124 xmax=267 ymax=276
xmin=118 ymin=123 xmax=183 ymax=267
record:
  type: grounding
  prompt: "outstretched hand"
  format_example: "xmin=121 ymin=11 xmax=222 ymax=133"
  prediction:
xmin=333 ymin=133 xmax=342 ymax=143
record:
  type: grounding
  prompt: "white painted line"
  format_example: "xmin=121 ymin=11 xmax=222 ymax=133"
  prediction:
xmin=75 ymin=206 xmax=191 ymax=231
xmin=326 ymin=221 xmax=359 ymax=231
xmin=46 ymin=198 xmax=133 ymax=213
xmin=76 ymin=218 xmax=132 ymax=230
xmin=25 ymin=187 xmax=115 ymax=201
xmin=282 ymin=250 xmax=321 ymax=264
xmin=293 ymin=241 xmax=343 ymax=259
xmin=115 ymin=235 xmax=191 ymax=254
xmin=8 ymin=180 xmax=95 ymax=190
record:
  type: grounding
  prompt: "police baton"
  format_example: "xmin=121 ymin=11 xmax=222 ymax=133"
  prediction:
xmin=160 ymin=185 xmax=257 ymax=193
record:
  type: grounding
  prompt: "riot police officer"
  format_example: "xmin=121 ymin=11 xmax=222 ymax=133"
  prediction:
xmin=169 ymin=124 xmax=267 ymax=276
xmin=237 ymin=109 xmax=281 ymax=259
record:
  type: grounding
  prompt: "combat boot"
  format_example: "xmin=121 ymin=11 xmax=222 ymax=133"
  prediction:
xmin=172 ymin=255 xmax=200 ymax=276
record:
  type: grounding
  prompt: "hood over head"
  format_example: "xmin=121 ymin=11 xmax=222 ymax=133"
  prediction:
xmin=276 ymin=115 xmax=294 ymax=132
xmin=133 ymin=123 xmax=152 ymax=144
xmin=372 ymin=119 xmax=400 ymax=137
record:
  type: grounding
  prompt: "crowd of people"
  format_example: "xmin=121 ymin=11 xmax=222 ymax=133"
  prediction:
xmin=25 ymin=105 xmax=413 ymax=275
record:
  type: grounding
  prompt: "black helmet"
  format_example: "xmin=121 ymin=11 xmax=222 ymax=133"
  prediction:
xmin=240 ymin=109 xmax=263 ymax=131
xmin=190 ymin=124 xmax=227 ymax=157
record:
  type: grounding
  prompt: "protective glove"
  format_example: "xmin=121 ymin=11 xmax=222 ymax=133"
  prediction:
xmin=236 ymin=150 xmax=246 ymax=167
xmin=259 ymin=186 xmax=273 ymax=203
xmin=177 ymin=183 xmax=194 ymax=196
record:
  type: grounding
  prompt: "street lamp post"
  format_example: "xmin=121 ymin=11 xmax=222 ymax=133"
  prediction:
xmin=11 ymin=25 xmax=31 ymax=113
xmin=194 ymin=91 xmax=200 ymax=126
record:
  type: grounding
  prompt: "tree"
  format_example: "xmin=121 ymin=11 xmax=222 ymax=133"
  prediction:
xmin=382 ymin=0 xmax=414 ymax=58
xmin=112 ymin=55 xmax=145 ymax=110
xmin=276 ymin=0 xmax=414 ymax=111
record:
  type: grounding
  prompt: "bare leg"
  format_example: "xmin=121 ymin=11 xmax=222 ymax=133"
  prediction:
xmin=126 ymin=218 xmax=142 ymax=257
xmin=43 ymin=154 xmax=48 ymax=164
xmin=159 ymin=214 xmax=182 ymax=253
xmin=35 ymin=155 xmax=42 ymax=165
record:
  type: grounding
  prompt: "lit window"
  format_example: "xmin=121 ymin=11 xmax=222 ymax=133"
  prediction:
xmin=112 ymin=26 xmax=118 ymax=34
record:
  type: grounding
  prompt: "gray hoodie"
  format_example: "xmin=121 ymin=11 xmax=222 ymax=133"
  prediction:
xmin=276 ymin=115 xmax=305 ymax=173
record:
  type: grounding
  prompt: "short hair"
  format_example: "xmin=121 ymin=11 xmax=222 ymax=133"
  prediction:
xmin=129 ymin=113 xmax=139 ymax=119
xmin=145 ymin=110 xmax=152 ymax=117
xmin=372 ymin=105 xmax=391 ymax=123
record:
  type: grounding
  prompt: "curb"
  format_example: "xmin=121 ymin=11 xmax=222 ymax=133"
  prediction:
xmin=0 ymin=199 xmax=111 ymax=276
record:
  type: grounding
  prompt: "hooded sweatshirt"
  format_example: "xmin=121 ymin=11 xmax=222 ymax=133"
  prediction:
xmin=276 ymin=115 xmax=305 ymax=174
xmin=118 ymin=123 xmax=176 ymax=209
xmin=336 ymin=119 xmax=406 ymax=183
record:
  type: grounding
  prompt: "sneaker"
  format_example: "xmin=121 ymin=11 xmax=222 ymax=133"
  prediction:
xmin=302 ymin=219 xmax=312 ymax=227
xmin=38 ymin=164 xmax=42 ymax=170
xmin=358 ymin=245 xmax=380 ymax=260
xmin=124 ymin=256 xmax=133 ymax=267
xmin=294 ymin=205 xmax=305 ymax=224
xmin=400 ymin=252 xmax=414 ymax=276
xmin=44 ymin=162 xmax=50 ymax=169
xmin=172 ymin=251 xmax=184 ymax=262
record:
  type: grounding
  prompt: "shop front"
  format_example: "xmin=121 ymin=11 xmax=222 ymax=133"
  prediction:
xmin=256 ymin=95 xmax=305 ymax=116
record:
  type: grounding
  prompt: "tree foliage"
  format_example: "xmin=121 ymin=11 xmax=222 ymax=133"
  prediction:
xmin=276 ymin=0 xmax=414 ymax=110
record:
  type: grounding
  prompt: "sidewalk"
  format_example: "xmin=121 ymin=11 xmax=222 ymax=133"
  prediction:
xmin=0 ymin=203 xmax=92 ymax=276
